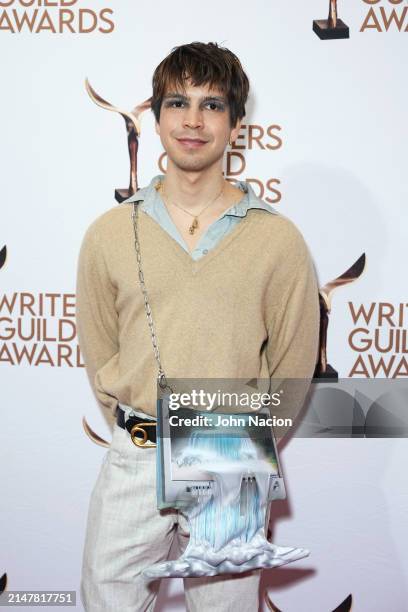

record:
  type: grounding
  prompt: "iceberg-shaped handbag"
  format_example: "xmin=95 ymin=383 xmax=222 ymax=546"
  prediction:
xmin=155 ymin=397 xmax=287 ymax=510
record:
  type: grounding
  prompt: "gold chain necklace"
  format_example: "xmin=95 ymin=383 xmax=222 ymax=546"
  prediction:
xmin=155 ymin=180 xmax=225 ymax=235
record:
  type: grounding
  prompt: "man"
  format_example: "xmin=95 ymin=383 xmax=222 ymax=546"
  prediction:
xmin=76 ymin=41 xmax=319 ymax=611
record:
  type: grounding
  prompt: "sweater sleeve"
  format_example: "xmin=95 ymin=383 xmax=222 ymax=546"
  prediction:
xmin=75 ymin=222 xmax=119 ymax=432
xmin=265 ymin=226 xmax=320 ymax=443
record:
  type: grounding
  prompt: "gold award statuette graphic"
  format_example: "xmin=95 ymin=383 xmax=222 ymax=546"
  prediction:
xmin=83 ymin=82 xmax=180 ymax=446
xmin=0 ymin=246 xmax=6 ymax=270
xmin=313 ymin=0 xmax=350 ymax=39
xmin=264 ymin=591 xmax=352 ymax=612
xmin=82 ymin=416 xmax=110 ymax=448
xmin=0 ymin=573 xmax=7 ymax=596
xmin=85 ymin=78 xmax=151 ymax=203
xmin=314 ymin=253 xmax=366 ymax=381
xmin=83 ymin=80 xmax=151 ymax=447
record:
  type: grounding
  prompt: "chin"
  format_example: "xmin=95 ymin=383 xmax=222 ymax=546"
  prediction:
xmin=168 ymin=152 xmax=224 ymax=173
xmin=174 ymin=161 xmax=211 ymax=172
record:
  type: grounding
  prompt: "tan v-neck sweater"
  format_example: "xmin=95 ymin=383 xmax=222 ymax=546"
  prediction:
xmin=75 ymin=202 xmax=320 ymax=439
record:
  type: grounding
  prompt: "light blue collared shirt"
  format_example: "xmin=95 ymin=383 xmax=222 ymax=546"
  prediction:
xmin=122 ymin=174 xmax=278 ymax=261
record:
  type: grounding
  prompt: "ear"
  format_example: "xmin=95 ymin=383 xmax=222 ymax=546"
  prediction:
xmin=155 ymin=120 xmax=160 ymax=136
xmin=230 ymin=118 xmax=242 ymax=144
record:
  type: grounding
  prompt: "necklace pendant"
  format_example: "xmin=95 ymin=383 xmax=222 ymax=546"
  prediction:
xmin=189 ymin=218 xmax=199 ymax=234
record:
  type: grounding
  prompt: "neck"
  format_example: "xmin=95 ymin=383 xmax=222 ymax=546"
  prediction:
xmin=162 ymin=160 xmax=225 ymax=212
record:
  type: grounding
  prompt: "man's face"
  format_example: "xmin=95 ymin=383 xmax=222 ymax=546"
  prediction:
xmin=155 ymin=79 xmax=241 ymax=173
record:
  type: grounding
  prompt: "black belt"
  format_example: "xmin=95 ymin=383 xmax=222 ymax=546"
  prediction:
xmin=116 ymin=406 xmax=157 ymax=447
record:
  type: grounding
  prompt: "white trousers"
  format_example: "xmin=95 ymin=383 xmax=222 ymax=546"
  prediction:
xmin=80 ymin=419 xmax=261 ymax=612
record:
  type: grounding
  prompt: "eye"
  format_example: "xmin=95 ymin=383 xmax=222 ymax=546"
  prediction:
xmin=204 ymin=101 xmax=225 ymax=111
xmin=164 ymin=100 xmax=185 ymax=108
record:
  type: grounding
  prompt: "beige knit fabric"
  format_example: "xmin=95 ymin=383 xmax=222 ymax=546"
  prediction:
xmin=75 ymin=200 xmax=320 ymax=438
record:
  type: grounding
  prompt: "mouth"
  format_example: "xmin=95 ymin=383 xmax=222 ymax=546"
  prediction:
xmin=176 ymin=137 xmax=208 ymax=149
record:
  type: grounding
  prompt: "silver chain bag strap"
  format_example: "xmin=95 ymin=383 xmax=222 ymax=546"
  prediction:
xmin=130 ymin=201 xmax=174 ymax=395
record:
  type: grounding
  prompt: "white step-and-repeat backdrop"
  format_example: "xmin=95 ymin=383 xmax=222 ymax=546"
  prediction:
xmin=1 ymin=1 xmax=407 ymax=610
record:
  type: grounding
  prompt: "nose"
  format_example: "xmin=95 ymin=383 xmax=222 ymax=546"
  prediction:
xmin=182 ymin=105 xmax=203 ymax=130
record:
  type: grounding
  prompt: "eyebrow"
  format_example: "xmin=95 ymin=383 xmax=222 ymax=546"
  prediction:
xmin=163 ymin=93 xmax=228 ymax=104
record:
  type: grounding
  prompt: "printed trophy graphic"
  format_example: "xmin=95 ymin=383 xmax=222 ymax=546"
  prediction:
xmin=82 ymin=79 xmax=151 ymax=447
xmin=313 ymin=0 xmax=350 ymax=39
xmin=85 ymin=78 xmax=151 ymax=202
xmin=314 ymin=253 xmax=366 ymax=380
xmin=0 ymin=246 xmax=6 ymax=270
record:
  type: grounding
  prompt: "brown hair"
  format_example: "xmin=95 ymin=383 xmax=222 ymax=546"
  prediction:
xmin=151 ymin=41 xmax=250 ymax=128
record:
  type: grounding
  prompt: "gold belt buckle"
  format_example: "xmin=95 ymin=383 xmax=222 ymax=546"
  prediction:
xmin=130 ymin=422 xmax=157 ymax=448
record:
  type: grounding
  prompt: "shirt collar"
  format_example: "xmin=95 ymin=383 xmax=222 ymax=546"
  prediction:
xmin=121 ymin=174 xmax=278 ymax=218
